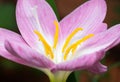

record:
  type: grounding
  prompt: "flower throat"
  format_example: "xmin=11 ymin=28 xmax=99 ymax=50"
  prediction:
xmin=34 ymin=20 xmax=94 ymax=60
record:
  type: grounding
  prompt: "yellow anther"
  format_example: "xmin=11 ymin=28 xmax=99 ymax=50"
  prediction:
xmin=53 ymin=20 xmax=59 ymax=49
xmin=62 ymin=28 xmax=83 ymax=53
xmin=34 ymin=30 xmax=54 ymax=59
xmin=63 ymin=34 xmax=94 ymax=60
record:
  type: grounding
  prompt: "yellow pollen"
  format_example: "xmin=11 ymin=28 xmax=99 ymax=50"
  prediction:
xmin=64 ymin=34 xmax=94 ymax=60
xmin=62 ymin=28 xmax=83 ymax=53
xmin=34 ymin=30 xmax=54 ymax=59
xmin=53 ymin=20 xmax=59 ymax=49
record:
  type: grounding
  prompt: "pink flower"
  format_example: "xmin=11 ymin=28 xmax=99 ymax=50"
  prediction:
xmin=0 ymin=0 xmax=120 ymax=81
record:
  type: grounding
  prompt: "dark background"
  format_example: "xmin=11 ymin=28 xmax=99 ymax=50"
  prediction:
xmin=0 ymin=0 xmax=120 ymax=82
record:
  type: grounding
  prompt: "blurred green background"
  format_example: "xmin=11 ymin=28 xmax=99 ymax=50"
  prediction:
xmin=0 ymin=0 xmax=120 ymax=82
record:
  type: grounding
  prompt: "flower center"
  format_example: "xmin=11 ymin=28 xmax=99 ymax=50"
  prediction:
xmin=34 ymin=20 xmax=94 ymax=61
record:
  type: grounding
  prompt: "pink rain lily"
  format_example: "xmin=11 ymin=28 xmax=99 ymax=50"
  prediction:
xmin=0 ymin=0 xmax=120 ymax=82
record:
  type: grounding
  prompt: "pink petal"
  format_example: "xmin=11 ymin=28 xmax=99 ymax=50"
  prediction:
xmin=16 ymin=0 xmax=58 ymax=49
xmin=79 ymin=23 xmax=107 ymax=40
xmin=0 ymin=28 xmax=31 ymax=66
xmin=60 ymin=0 xmax=107 ymax=38
xmin=51 ymin=51 xmax=105 ymax=72
xmin=0 ymin=48 xmax=32 ymax=67
xmin=0 ymin=28 xmax=26 ymax=49
xmin=0 ymin=28 xmax=25 ymax=44
xmin=79 ymin=24 xmax=120 ymax=54
xmin=87 ymin=62 xmax=107 ymax=74
xmin=5 ymin=40 xmax=54 ymax=68
xmin=89 ymin=23 xmax=107 ymax=34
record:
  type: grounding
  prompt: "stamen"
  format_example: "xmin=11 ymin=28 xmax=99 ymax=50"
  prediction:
xmin=62 ymin=28 xmax=83 ymax=53
xmin=72 ymin=34 xmax=94 ymax=53
xmin=64 ymin=34 xmax=94 ymax=60
xmin=53 ymin=20 xmax=59 ymax=49
xmin=34 ymin=30 xmax=54 ymax=59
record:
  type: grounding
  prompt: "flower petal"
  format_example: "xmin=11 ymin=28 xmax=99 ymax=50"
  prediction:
xmin=60 ymin=0 xmax=107 ymax=37
xmin=0 ymin=49 xmax=32 ymax=67
xmin=69 ymin=23 xmax=107 ymax=44
xmin=16 ymin=0 xmax=58 ymax=49
xmin=51 ymin=51 xmax=105 ymax=72
xmin=78 ymin=24 xmax=120 ymax=56
xmin=0 ymin=28 xmax=25 ymax=44
xmin=5 ymin=40 xmax=55 ymax=68
xmin=87 ymin=62 xmax=107 ymax=74
xmin=89 ymin=23 xmax=107 ymax=34
xmin=0 ymin=28 xmax=31 ymax=66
